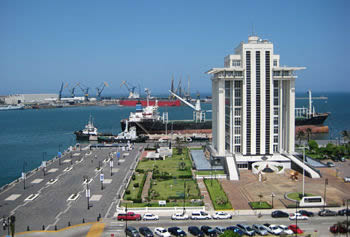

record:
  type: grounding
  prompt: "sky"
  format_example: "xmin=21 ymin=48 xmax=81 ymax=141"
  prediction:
xmin=0 ymin=0 xmax=349 ymax=97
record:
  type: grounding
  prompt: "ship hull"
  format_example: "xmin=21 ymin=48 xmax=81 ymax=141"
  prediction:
xmin=295 ymin=113 xmax=329 ymax=126
xmin=121 ymin=119 xmax=212 ymax=135
xmin=119 ymin=99 xmax=181 ymax=107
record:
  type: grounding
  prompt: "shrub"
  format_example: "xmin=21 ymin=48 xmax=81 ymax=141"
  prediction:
xmin=132 ymin=174 xmax=136 ymax=180
xmin=136 ymin=169 xmax=144 ymax=173
xmin=125 ymin=190 xmax=131 ymax=195
xmin=133 ymin=183 xmax=139 ymax=188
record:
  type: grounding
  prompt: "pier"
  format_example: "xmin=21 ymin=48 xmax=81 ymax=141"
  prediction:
xmin=0 ymin=143 xmax=143 ymax=235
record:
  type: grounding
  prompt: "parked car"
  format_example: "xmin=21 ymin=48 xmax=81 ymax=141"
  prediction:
xmin=139 ymin=227 xmax=154 ymax=237
xmin=279 ymin=225 xmax=293 ymax=235
xmin=265 ymin=224 xmax=282 ymax=235
xmin=289 ymin=213 xmax=309 ymax=220
xmin=187 ymin=226 xmax=204 ymax=237
xmin=214 ymin=227 xmax=226 ymax=235
xmin=327 ymin=162 xmax=335 ymax=167
xmin=319 ymin=209 xmax=338 ymax=216
xmin=288 ymin=225 xmax=303 ymax=234
xmin=236 ymin=224 xmax=255 ymax=236
xmin=271 ymin=210 xmax=289 ymax=218
xmin=340 ymin=157 xmax=346 ymax=162
xmin=171 ymin=213 xmax=189 ymax=220
xmin=297 ymin=210 xmax=314 ymax=217
xmin=200 ymin=226 xmax=217 ymax=237
xmin=143 ymin=213 xmax=159 ymax=221
xmin=344 ymin=176 xmax=350 ymax=183
xmin=154 ymin=227 xmax=171 ymax=237
xmin=338 ymin=208 xmax=350 ymax=216
xmin=168 ymin=227 xmax=187 ymax=237
xmin=212 ymin=212 xmax=232 ymax=219
xmin=226 ymin=226 xmax=244 ymax=236
xmin=191 ymin=211 xmax=211 ymax=220
xmin=118 ymin=212 xmax=142 ymax=221
xmin=330 ymin=224 xmax=348 ymax=234
xmin=126 ymin=226 xmax=141 ymax=237
xmin=252 ymin=224 xmax=268 ymax=235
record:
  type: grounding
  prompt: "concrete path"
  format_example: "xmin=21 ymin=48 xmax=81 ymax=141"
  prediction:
xmin=196 ymin=179 xmax=214 ymax=211
xmin=141 ymin=172 xmax=152 ymax=201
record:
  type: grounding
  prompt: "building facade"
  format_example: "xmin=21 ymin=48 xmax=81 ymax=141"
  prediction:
xmin=207 ymin=35 xmax=305 ymax=178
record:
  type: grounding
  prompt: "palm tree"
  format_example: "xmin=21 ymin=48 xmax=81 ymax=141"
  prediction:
xmin=296 ymin=130 xmax=305 ymax=146
xmin=306 ymin=128 xmax=312 ymax=142
xmin=341 ymin=130 xmax=349 ymax=143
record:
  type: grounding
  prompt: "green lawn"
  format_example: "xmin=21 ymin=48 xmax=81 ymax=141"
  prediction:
xmin=195 ymin=170 xmax=226 ymax=176
xmin=124 ymin=172 xmax=145 ymax=200
xmin=204 ymin=179 xmax=232 ymax=210
xmin=150 ymin=179 xmax=200 ymax=200
xmin=287 ymin=192 xmax=315 ymax=201
xmin=137 ymin=148 xmax=192 ymax=177
xmin=249 ymin=201 xmax=272 ymax=209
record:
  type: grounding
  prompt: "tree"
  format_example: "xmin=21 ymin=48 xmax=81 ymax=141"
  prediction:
xmin=308 ymin=140 xmax=318 ymax=151
xmin=325 ymin=143 xmax=336 ymax=157
xmin=178 ymin=161 xmax=186 ymax=171
xmin=306 ymin=128 xmax=312 ymax=142
xmin=220 ymin=230 xmax=241 ymax=237
xmin=341 ymin=130 xmax=349 ymax=143
xmin=296 ymin=130 xmax=305 ymax=146
xmin=258 ymin=193 xmax=263 ymax=206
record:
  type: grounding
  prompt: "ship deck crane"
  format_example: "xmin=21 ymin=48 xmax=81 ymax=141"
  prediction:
xmin=78 ymin=84 xmax=89 ymax=102
xmin=96 ymin=82 xmax=109 ymax=101
xmin=295 ymin=90 xmax=328 ymax=118
xmin=169 ymin=90 xmax=205 ymax=122
xmin=120 ymin=80 xmax=139 ymax=99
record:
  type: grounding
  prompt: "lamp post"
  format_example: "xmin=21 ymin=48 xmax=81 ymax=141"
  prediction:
xmin=295 ymin=200 xmax=299 ymax=237
xmin=22 ymin=161 xmax=27 ymax=190
xmin=296 ymin=146 xmax=307 ymax=197
xmin=109 ymin=159 xmax=113 ymax=176
xmin=346 ymin=199 xmax=349 ymax=237
xmin=271 ymin=193 xmax=275 ymax=209
xmin=324 ymin=178 xmax=328 ymax=210
xmin=125 ymin=203 xmax=128 ymax=236
xmin=85 ymin=177 xmax=91 ymax=210
xmin=42 ymin=152 xmax=47 ymax=176
xmin=183 ymin=180 xmax=186 ymax=215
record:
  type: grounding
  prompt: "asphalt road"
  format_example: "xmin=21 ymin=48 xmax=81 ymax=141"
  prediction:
xmin=0 ymin=143 xmax=143 ymax=235
xmin=102 ymin=215 xmax=349 ymax=237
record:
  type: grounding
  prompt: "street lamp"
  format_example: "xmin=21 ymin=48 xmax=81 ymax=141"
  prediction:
xmin=324 ymin=178 xmax=328 ymax=210
xmin=346 ymin=199 xmax=349 ymax=237
xmin=297 ymin=146 xmax=307 ymax=197
xmin=22 ymin=161 xmax=27 ymax=190
xmin=84 ymin=177 xmax=91 ymax=210
xmin=42 ymin=152 xmax=47 ymax=176
xmin=183 ymin=180 xmax=186 ymax=215
xmin=295 ymin=200 xmax=299 ymax=237
xmin=271 ymin=193 xmax=275 ymax=209
xmin=109 ymin=159 xmax=113 ymax=176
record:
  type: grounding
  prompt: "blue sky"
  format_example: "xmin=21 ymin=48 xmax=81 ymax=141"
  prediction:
xmin=0 ymin=0 xmax=349 ymax=96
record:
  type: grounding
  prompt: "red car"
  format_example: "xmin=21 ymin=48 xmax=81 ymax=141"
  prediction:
xmin=288 ymin=225 xmax=303 ymax=234
xmin=330 ymin=224 xmax=347 ymax=234
xmin=117 ymin=212 xmax=141 ymax=221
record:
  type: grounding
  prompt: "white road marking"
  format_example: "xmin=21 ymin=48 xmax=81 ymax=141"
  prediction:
xmin=31 ymin=179 xmax=43 ymax=184
xmin=5 ymin=194 xmax=21 ymax=201
xmin=90 ymin=195 xmax=102 ymax=201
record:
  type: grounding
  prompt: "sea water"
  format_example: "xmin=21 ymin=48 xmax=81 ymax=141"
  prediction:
xmin=0 ymin=92 xmax=348 ymax=188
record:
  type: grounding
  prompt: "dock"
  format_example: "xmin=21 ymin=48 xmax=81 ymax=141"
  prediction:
xmin=0 ymin=143 xmax=143 ymax=234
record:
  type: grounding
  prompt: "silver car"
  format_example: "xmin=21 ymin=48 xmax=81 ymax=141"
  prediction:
xmin=252 ymin=224 xmax=268 ymax=236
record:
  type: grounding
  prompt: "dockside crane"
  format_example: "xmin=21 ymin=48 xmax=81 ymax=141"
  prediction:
xmin=68 ymin=83 xmax=80 ymax=98
xmin=96 ymin=82 xmax=109 ymax=101
xmin=120 ymin=80 xmax=139 ymax=99
xmin=78 ymin=84 xmax=90 ymax=102
xmin=58 ymin=82 xmax=68 ymax=101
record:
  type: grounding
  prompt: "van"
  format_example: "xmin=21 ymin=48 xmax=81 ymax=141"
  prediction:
xmin=190 ymin=211 xmax=211 ymax=220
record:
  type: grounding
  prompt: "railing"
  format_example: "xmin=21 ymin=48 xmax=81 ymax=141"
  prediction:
xmin=116 ymin=206 xmax=205 ymax=213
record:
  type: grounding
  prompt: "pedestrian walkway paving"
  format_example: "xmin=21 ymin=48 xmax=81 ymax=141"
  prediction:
xmin=197 ymin=179 xmax=214 ymax=211
xmin=141 ymin=172 xmax=152 ymax=201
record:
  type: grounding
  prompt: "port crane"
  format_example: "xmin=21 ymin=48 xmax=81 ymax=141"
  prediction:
xmin=68 ymin=83 xmax=80 ymax=98
xmin=120 ymin=80 xmax=139 ymax=99
xmin=78 ymin=84 xmax=90 ymax=102
xmin=96 ymin=82 xmax=109 ymax=101
xmin=169 ymin=90 xmax=205 ymax=122
xmin=58 ymin=82 xmax=68 ymax=101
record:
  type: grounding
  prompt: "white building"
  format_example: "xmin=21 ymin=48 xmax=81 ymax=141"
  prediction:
xmin=206 ymin=35 xmax=320 ymax=180
xmin=4 ymin=94 xmax=58 ymax=104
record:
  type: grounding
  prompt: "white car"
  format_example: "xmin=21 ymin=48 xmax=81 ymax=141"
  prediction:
xmin=190 ymin=211 xmax=211 ymax=220
xmin=213 ymin=211 xmax=232 ymax=219
xmin=344 ymin=176 xmax=350 ymax=183
xmin=143 ymin=213 xmax=159 ymax=221
xmin=279 ymin=225 xmax=294 ymax=235
xmin=266 ymin=224 xmax=283 ymax=235
xmin=154 ymin=227 xmax=171 ymax=237
xmin=289 ymin=212 xmax=309 ymax=220
xmin=171 ymin=213 xmax=189 ymax=220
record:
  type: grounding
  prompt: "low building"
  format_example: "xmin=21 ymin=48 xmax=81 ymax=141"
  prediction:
xmin=4 ymin=94 xmax=58 ymax=104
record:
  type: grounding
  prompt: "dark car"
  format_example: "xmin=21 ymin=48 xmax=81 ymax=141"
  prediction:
xmin=297 ymin=210 xmax=314 ymax=217
xmin=338 ymin=208 xmax=350 ymax=216
xmin=330 ymin=224 xmax=348 ymax=234
xmin=126 ymin=226 xmax=141 ymax=237
xmin=188 ymin=226 xmax=204 ymax=237
xmin=236 ymin=224 xmax=255 ymax=236
xmin=168 ymin=227 xmax=187 ymax=237
xmin=200 ymin=226 xmax=217 ymax=237
xmin=271 ymin=210 xmax=289 ymax=218
xmin=226 ymin=226 xmax=244 ymax=236
xmin=139 ymin=227 xmax=154 ymax=237
xmin=318 ymin=209 xmax=337 ymax=216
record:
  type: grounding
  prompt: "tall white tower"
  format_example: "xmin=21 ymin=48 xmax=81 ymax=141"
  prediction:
xmin=207 ymin=35 xmax=305 ymax=174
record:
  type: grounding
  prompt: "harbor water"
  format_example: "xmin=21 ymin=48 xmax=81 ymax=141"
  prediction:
xmin=0 ymin=92 xmax=349 ymax=188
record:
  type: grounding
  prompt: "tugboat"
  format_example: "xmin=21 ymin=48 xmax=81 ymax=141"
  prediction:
xmin=74 ymin=116 xmax=99 ymax=141
xmin=98 ymin=121 xmax=148 ymax=143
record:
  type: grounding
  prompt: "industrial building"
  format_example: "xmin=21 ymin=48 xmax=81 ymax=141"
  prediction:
xmin=4 ymin=94 xmax=58 ymax=105
xmin=206 ymin=35 xmax=320 ymax=180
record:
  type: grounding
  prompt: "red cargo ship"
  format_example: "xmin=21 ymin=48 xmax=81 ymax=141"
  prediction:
xmin=119 ymin=98 xmax=181 ymax=107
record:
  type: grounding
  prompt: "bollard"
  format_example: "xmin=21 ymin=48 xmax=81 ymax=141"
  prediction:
xmin=55 ymin=225 xmax=57 ymax=231
xmin=42 ymin=225 xmax=45 ymax=230
xmin=27 ymin=226 xmax=30 ymax=231
xmin=68 ymin=221 xmax=71 ymax=226
xmin=82 ymin=218 xmax=85 ymax=223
